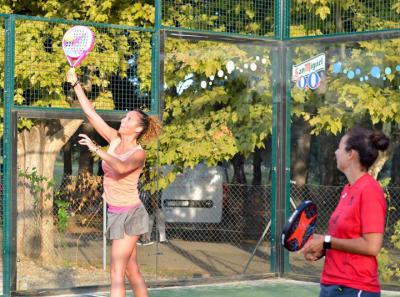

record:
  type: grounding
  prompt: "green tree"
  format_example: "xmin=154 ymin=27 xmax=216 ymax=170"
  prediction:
xmin=142 ymin=38 xmax=273 ymax=191
xmin=290 ymin=1 xmax=400 ymax=186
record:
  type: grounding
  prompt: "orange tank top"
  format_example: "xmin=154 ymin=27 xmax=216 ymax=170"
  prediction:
xmin=101 ymin=138 xmax=144 ymax=207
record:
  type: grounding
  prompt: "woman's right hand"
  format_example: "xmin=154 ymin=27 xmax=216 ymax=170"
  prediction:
xmin=300 ymin=234 xmax=325 ymax=261
xmin=66 ymin=68 xmax=78 ymax=84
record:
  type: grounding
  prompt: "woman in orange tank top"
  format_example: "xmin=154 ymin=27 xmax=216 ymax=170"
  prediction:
xmin=67 ymin=68 xmax=161 ymax=297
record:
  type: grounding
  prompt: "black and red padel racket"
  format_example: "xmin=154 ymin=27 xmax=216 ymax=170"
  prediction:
xmin=281 ymin=200 xmax=318 ymax=252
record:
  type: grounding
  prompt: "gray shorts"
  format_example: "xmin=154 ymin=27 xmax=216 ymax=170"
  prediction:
xmin=106 ymin=204 xmax=149 ymax=240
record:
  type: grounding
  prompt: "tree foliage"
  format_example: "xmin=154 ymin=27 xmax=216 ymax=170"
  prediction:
xmin=143 ymin=39 xmax=273 ymax=190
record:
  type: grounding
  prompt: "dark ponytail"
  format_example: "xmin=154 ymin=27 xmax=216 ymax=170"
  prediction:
xmin=370 ymin=131 xmax=390 ymax=151
xmin=345 ymin=127 xmax=389 ymax=170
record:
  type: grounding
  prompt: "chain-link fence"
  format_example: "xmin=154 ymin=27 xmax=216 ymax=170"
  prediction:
xmin=162 ymin=0 xmax=275 ymax=37
xmin=161 ymin=0 xmax=400 ymax=38
xmin=290 ymin=0 xmax=400 ymax=37
xmin=12 ymin=17 xmax=153 ymax=112
xmin=16 ymin=163 xmax=273 ymax=290
xmin=15 ymin=168 xmax=400 ymax=290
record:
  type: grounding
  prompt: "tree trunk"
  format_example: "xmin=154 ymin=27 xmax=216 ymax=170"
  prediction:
xmin=369 ymin=150 xmax=390 ymax=179
xmin=17 ymin=119 xmax=83 ymax=263
xmin=16 ymin=130 xmax=32 ymax=259
xmin=231 ymin=153 xmax=247 ymax=184
xmin=291 ymin=118 xmax=311 ymax=186
xmin=319 ymin=134 xmax=341 ymax=185
xmin=335 ymin=1 xmax=346 ymax=59
xmin=17 ymin=126 xmax=45 ymax=259
xmin=252 ymin=148 xmax=262 ymax=186
xmin=63 ymin=141 xmax=72 ymax=176
xmin=78 ymin=122 xmax=94 ymax=174
xmin=391 ymin=144 xmax=400 ymax=186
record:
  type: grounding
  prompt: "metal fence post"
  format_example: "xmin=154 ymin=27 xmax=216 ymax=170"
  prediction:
xmin=271 ymin=0 xmax=291 ymax=276
xmin=3 ymin=14 xmax=16 ymax=296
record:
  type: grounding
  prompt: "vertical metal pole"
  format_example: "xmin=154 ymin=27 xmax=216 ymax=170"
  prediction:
xmin=270 ymin=0 xmax=291 ymax=276
xmin=284 ymin=47 xmax=292 ymax=274
xmin=270 ymin=47 xmax=278 ymax=274
xmin=271 ymin=43 xmax=289 ymax=277
xmin=151 ymin=0 xmax=162 ymax=116
xmin=151 ymin=0 xmax=163 ymax=281
xmin=3 ymin=14 xmax=17 ymax=296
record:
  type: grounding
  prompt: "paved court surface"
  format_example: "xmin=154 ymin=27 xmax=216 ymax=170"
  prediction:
xmin=53 ymin=279 xmax=400 ymax=297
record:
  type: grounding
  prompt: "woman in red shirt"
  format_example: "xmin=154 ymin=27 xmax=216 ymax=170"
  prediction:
xmin=302 ymin=127 xmax=389 ymax=297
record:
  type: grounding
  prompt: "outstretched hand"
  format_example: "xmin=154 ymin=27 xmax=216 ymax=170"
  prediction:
xmin=78 ymin=134 xmax=98 ymax=152
xmin=66 ymin=68 xmax=78 ymax=84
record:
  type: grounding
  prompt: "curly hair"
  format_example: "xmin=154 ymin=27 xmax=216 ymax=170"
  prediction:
xmin=134 ymin=109 xmax=162 ymax=143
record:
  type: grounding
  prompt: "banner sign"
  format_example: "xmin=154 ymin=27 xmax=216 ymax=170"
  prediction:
xmin=292 ymin=53 xmax=325 ymax=82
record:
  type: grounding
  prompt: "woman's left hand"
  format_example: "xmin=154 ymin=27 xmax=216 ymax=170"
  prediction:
xmin=78 ymin=134 xmax=98 ymax=152
xmin=66 ymin=68 xmax=78 ymax=84
xmin=300 ymin=233 xmax=324 ymax=261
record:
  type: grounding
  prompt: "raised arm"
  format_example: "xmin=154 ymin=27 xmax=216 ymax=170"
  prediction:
xmin=66 ymin=68 xmax=118 ymax=143
xmin=78 ymin=134 xmax=146 ymax=174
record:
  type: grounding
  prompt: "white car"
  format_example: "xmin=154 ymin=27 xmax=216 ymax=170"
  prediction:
xmin=161 ymin=164 xmax=226 ymax=224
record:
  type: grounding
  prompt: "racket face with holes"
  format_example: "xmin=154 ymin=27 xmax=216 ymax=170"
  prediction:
xmin=62 ymin=26 xmax=95 ymax=67
xmin=281 ymin=200 xmax=318 ymax=252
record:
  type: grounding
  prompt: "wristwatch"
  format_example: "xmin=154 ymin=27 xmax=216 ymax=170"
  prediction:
xmin=323 ymin=235 xmax=332 ymax=250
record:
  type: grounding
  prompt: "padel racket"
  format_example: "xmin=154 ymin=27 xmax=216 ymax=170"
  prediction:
xmin=62 ymin=26 xmax=95 ymax=68
xmin=281 ymin=200 xmax=318 ymax=252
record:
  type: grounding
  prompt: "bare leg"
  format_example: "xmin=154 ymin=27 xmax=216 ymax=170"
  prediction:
xmin=110 ymin=235 xmax=138 ymax=297
xmin=125 ymin=236 xmax=148 ymax=297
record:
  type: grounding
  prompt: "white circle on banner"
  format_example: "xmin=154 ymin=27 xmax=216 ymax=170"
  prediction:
xmin=297 ymin=76 xmax=307 ymax=90
xmin=308 ymin=72 xmax=321 ymax=89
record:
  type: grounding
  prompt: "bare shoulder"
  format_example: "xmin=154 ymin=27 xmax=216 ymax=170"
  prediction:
xmin=135 ymin=148 xmax=146 ymax=156
xmin=131 ymin=148 xmax=146 ymax=162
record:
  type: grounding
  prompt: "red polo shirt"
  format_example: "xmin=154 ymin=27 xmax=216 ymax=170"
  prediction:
xmin=321 ymin=173 xmax=386 ymax=293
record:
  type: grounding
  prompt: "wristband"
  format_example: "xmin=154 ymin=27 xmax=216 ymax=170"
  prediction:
xmin=323 ymin=235 xmax=332 ymax=250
